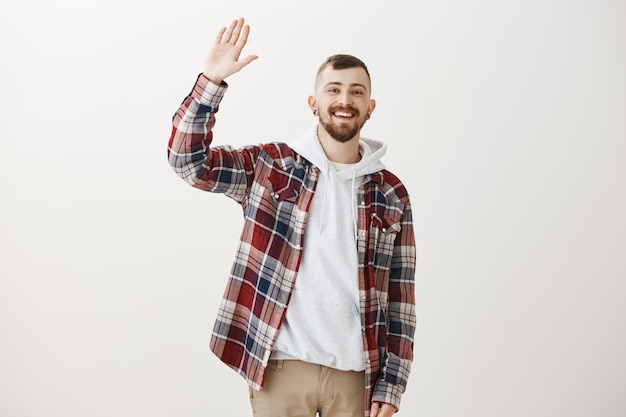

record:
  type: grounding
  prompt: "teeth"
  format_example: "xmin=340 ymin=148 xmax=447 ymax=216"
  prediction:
xmin=334 ymin=111 xmax=353 ymax=117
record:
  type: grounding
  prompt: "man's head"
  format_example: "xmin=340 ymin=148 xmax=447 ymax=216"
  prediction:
xmin=314 ymin=54 xmax=371 ymax=92
xmin=309 ymin=54 xmax=376 ymax=143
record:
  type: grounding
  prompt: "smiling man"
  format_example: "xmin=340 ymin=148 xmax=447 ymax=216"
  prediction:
xmin=311 ymin=61 xmax=375 ymax=149
xmin=167 ymin=17 xmax=416 ymax=417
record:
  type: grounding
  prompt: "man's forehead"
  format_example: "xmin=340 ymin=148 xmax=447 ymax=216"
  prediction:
xmin=316 ymin=66 xmax=371 ymax=89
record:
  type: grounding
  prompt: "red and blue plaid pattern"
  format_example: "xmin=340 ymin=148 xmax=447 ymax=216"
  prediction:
xmin=168 ymin=74 xmax=416 ymax=415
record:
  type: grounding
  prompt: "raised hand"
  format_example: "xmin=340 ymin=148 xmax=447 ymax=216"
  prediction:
xmin=203 ymin=17 xmax=258 ymax=84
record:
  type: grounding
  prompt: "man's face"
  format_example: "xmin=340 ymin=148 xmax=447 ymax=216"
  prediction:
xmin=311 ymin=66 xmax=375 ymax=143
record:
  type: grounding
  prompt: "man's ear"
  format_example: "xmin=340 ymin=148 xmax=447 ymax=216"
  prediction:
xmin=307 ymin=95 xmax=317 ymax=113
xmin=368 ymin=99 xmax=376 ymax=115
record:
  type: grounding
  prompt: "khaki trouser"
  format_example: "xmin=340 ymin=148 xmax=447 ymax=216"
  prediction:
xmin=249 ymin=359 xmax=366 ymax=417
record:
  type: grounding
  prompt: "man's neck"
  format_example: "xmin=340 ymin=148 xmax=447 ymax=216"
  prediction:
xmin=317 ymin=126 xmax=361 ymax=164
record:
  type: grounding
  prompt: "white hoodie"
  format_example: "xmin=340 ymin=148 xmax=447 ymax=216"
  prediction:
xmin=270 ymin=124 xmax=388 ymax=371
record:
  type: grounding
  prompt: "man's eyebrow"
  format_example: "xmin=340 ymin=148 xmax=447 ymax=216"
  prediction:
xmin=324 ymin=81 xmax=368 ymax=89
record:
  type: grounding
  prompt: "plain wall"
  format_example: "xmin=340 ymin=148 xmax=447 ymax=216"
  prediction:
xmin=1 ymin=0 xmax=625 ymax=416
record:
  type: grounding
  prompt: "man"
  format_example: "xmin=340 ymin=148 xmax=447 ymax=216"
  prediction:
xmin=168 ymin=17 xmax=416 ymax=417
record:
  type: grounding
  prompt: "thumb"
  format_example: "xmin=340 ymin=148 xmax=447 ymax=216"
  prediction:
xmin=238 ymin=54 xmax=259 ymax=69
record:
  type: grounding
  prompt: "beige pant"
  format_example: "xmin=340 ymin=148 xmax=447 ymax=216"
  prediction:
xmin=249 ymin=359 xmax=366 ymax=417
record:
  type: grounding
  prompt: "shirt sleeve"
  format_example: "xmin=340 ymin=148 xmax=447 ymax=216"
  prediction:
xmin=372 ymin=196 xmax=417 ymax=410
xmin=167 ymin=74 xmax=262 ymax=204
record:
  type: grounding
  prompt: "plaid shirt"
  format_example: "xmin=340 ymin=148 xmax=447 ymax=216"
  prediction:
xmin=168 ymin=74 xmax=416 ymax=415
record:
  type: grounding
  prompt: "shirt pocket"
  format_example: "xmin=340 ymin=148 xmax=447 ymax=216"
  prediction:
xmin=369 ymin=205 xmax=402 ymax=268
xmin=263 ymin=165 xmax=304 ymax=204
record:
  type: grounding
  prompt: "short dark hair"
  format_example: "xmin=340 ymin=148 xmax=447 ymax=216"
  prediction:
xmin=315 ymin=54 xmax=371 ymax=89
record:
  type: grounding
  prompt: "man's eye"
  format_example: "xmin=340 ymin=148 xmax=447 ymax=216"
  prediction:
xmin=328 ymin=88 xmax=338 ymax=93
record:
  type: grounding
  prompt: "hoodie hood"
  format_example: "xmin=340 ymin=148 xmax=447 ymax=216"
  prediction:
xmin=290 ymin=124 xmax=387 ymax=179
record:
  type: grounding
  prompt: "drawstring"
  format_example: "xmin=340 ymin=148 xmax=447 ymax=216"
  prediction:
xmin=319 ymin=160 xmax=330 ymax=234
xmin=351 ymin=169 xmax=358 ymax=241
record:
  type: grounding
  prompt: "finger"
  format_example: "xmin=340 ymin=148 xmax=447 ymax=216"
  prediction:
xmin=229 ymin=17 xmax=244 ymax=44
xmin=222 ymin=18 xmax=238 ymax=43
xmin=214 ymin=26 xmax=227 ymax=44
xmin=235 ymin=23 xmax=251 ymax=49
xmin=379 ymin=403 xmax=397 ymax=417
xmin=371 ymin=402 xmax=380 ymax=417
xmin=237 ymin=54 xmax=259 ymax=69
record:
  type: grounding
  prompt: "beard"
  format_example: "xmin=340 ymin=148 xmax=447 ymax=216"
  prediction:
xmin=318 ymin=105 xmax=368 ymax=143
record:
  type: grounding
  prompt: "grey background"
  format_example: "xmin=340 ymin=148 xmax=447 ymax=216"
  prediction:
xmin=1 ymin=0 xmax=625 ymax=416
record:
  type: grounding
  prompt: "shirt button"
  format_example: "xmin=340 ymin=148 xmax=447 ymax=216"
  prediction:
xmin=381 ymin=228 xmax=386 ymax=233
xmin=361 ymin=295 xmax=366 ymax=301
xmin=360 ymin=201 xmax=366 ymax=206
xmin=274 ymin=194 xmax=280 ymax=199
xmin=360 ymin=230 xmax=366 ymax=237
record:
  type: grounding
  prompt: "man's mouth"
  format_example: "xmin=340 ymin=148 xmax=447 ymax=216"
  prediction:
xmin=330 ymin=106 xmax=358 ymax=119
xmin=333 ymin=111 xmax=354 ymax=118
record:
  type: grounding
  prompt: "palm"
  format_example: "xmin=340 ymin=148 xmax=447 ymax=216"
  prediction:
xmin=203 ymin=18 xmax=258 ymax=84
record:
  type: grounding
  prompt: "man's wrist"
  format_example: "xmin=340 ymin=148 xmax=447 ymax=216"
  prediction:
xmin=201 ymin=73 xmax=225 ymax=86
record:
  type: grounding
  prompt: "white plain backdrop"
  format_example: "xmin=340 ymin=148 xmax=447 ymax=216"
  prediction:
xmin=1 ymin=0 xmax=625 ymax=416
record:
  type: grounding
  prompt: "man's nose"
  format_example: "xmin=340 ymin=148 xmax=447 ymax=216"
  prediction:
xmin=338 ymin=91 xmax=353 ymax=106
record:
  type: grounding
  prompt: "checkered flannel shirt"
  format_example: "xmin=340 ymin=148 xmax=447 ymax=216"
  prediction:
xmin=167 ymin=74 xmax=416 ymax=414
